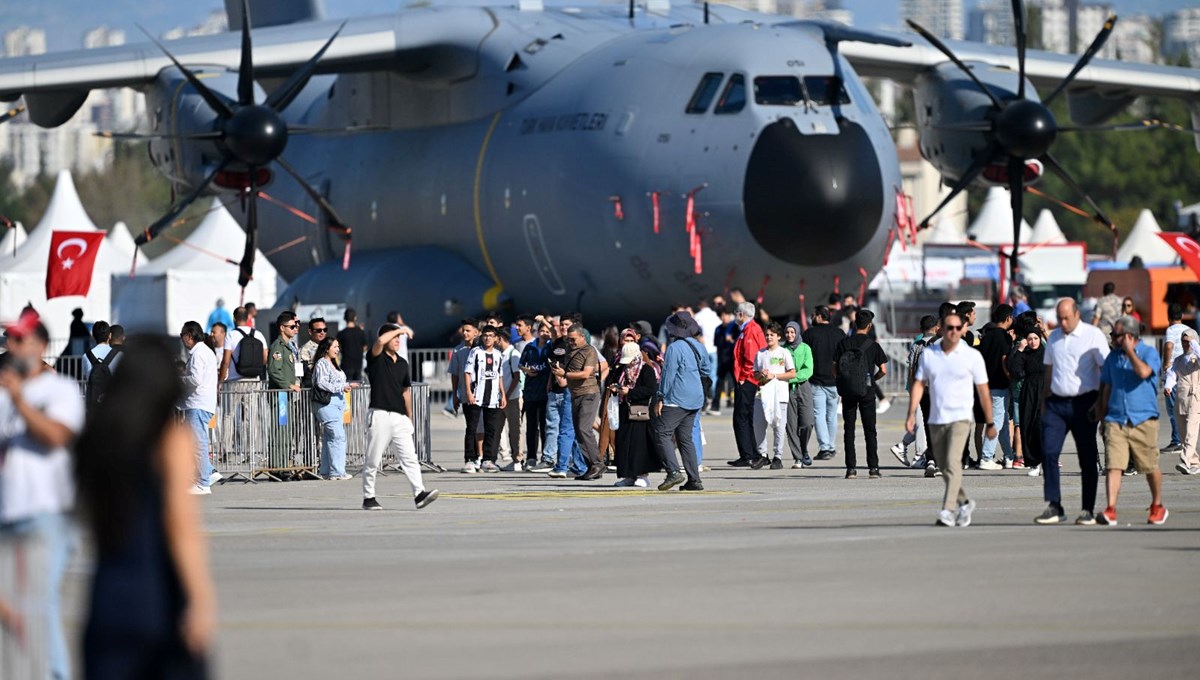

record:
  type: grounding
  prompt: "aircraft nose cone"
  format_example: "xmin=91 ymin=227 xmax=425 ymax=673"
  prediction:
xmin=996 ymin=98 xmax=1057 ymax=159
xmin=224 ymin=105 xmax=289 ymax=167
xmin=743 ymin=118 xmax=883 ymax=267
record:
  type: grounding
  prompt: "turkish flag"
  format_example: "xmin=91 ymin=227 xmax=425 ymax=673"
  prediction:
xmin=45 ymin=231 xmax=105 ymax=299
xmin=1157 ymin=232 xmax=1200 ymax=279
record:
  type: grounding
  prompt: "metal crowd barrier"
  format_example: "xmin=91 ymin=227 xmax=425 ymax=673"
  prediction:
xmin=210 ymin=382 xmax=433 ymax=482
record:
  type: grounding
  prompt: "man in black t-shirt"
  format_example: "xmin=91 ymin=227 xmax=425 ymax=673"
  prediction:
xmin=337 ymin=308 xmax=368 ymax=381
xmin=832 ymin=309 xmax=889 ymax=478
xmin=977 ymin=304 xmax=1015 ymax=470
xmin=804 ymin=305 xmax=848 ymax=461
xmin=361 ymin=323 xmax=438 ymax=511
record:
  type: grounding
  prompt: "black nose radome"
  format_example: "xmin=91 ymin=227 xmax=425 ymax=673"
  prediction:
xmin=743 ymin=118 xmax=883 ymax=267
xmin=996 ymin=98 xmax=1058 ymax=159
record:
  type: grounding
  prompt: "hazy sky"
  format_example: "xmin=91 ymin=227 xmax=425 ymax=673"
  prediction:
xmin=2 ymin=1 xmax=1198 ymax=52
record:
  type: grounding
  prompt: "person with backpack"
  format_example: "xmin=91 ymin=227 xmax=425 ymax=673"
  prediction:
xmin=83 ymin=320 xmax=122 ymax=409
xmin=833 ymin=309 xmax=889 ymax=479
xmin=220 ymin=306 xmax=267 ymax=383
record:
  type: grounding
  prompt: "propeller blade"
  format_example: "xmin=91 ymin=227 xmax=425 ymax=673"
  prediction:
xmin=1044 ymin=14 xmax=1118 ymax=105
xmin=94 ymin=130 xmax=223 ymax=141
xmin=137 ymin=25 xmax=233 ymax=119
xmin=0 ymin=105 xmax=25 ymax=124
xmin=134 ymin=160 xmax=230 ymax=246
xmin=917 ymin=144 xmax=999 ymax=230
xmin=1011 ymin=0 xmax=1027 ymax=99
xmin=1006 ymin=156 xmax=1025 ymax=287
xmin=238 ymin=172 xmax=259 ymax=288
xmin=265 ymin=22 xmax=347 ymax=114
xmin=906 ymin=20 xmax=1004 ymax=110
xmin=1040 ymin=152 xmax=1113 ymax=227
xmin=274 ymin=156 xmax=349 ymax=233
xmin=1060 ymin=119 xmax=1200 ymax=134
xmin=288 ymin=124 xmax=386 ymax=136
xmin=934 ymin=121 xmax=995 ymax=133
xmin=236 ymin=0 xmax=256 ymax=106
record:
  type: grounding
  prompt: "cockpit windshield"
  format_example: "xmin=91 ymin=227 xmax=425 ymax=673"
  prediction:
xmin=753 ymin=76 xmax=850 ymax=107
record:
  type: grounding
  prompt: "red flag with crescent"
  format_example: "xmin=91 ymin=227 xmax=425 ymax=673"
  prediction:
xmin=46 ymin=231 xmax=105 ymax=299
xmin=1157 ymin=232 xmax=1200 ymax=279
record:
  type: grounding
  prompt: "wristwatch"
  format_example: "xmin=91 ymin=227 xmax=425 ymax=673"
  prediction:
xmin=985 ymin=422 xmax=995 ymax=426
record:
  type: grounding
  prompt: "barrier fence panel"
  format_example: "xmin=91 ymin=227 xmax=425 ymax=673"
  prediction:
xmin=211 ymin=382 xmax=432 ymax=482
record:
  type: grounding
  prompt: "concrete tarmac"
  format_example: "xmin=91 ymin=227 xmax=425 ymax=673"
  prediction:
xmin=65 ymin=406 xmax=1200 ymax=679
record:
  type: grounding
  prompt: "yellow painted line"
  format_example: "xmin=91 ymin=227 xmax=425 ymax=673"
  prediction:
xmin=441 ymin=490 xmax=747 ymax=500
xmin=472 ymin=111 xmax=504 ymax=290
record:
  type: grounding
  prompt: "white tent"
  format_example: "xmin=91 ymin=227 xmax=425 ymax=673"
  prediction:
xmin=926 ymin=218 xmax=967 ymax=244
xmin=0 ymin=221 xmax=26 ymax=261
xmin=1030 ymin=209 xmax=1068 ymax=244
xmin=111 ymin=199 xmax=279 ymax=334
xmin=967 ymin=186 xmax=1033 ymax=245
xmin=0 ymin=171 xmax=123 ymax=331
xmin=105 ymin=221 xmax=146 ymax=272
xmin=1116 ymin=209 xmax=1179 ymax=265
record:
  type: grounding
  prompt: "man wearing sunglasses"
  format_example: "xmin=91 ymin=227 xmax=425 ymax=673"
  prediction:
xmin=298 ymin=317 xmax=328 ymax=387
xmin=906 ymin=312 xmax=994 ymax=527
xmin=267 ymin=311 xmax=303 ymax=473
xmin=1036 ymin=298 xmax=1109 ymax=525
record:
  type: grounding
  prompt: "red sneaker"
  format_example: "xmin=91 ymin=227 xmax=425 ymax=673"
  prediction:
xmin=1148 ymin=505 xmax=1169 ymax=525
xmin=1098 ymin=506 xmax=1118 ymax=525
xmin=1013 ymin=458 xmax=1026 ymax=469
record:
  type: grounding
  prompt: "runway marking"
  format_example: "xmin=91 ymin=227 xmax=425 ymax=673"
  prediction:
xmin=441 ymin=490 xmax=748 ymax=500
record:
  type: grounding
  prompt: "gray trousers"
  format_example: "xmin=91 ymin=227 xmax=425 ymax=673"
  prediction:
xmin=572 ymin=392 xmax=602 ymax=467
xmin=654 ymin=405 xmax=701 ymax=482
xmin=786 ymin=382 xmax=815 ymax=461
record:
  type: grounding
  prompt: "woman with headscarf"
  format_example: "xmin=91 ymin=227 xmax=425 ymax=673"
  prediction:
xmin=612 ymin=341 xmax=662 ymax=487
xmin=1167 ymin=328 xmax=1200 ymax=475
xmin=783 ymin=321 xmax=815 ymax=468
xmin=1009 ymin=318 xmax=1045 ymax=475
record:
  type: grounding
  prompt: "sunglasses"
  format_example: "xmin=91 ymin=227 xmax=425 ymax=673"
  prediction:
xmin=944 ymin=324 xmax=963 ymax=331
xmin=312 ymin=328 xmax=328 ymax=334
xmin=283 ymin=324 xmax=298 ymax=329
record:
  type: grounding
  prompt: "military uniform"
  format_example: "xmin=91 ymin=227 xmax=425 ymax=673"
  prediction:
xmin=267 ymin=337 xmax=300 ymax=471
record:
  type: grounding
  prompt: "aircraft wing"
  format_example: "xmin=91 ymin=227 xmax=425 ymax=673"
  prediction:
xmin=0 ymin=7 xmax=498 ymax=125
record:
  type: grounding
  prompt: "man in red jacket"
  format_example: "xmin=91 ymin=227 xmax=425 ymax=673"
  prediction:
xmin=729 ymin=301 xmax=767 ymax=468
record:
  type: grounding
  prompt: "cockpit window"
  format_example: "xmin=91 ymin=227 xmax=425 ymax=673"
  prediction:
xmin=686 ymin=72 xmax=725 ymax=114
xmin=803 ymin=76 xmax=851 ymax=106
xmin=714 ymin=74 xmax=746 ymax=114
xmin=754 ymin=76 xmax=803 ymax=106
xmin=754 ymin=76 xmax=851 ymax=107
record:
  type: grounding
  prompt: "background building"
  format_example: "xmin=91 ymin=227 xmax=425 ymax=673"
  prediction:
xmin=901 ymin=0 xmax=964 ymax=40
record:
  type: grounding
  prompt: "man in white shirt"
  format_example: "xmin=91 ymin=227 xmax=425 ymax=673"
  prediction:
xmin=221 ymin=306 xmax=268 ymax=383
xmin=693 ymin=297 xmax=722 ymax=413
xmin=180 ymin=321 xmax=219 ymax=495
xmin=906 ymin=312 xmax=995 ymax=527
xmin=462 ymin=325 xmax=508 ymax=473
xmin=496 ymin=329 xmax=523 ymax=469
xmin=1160 ymin=303 xmax=1188 ymax=454
xmin=1036 ymin=298 xmax=1110 ymax=525
xmin=0 ymin=309 xmax=85 ymax=680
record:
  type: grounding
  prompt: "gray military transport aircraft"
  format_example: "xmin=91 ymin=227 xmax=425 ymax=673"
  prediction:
xmin=1 ymin=0 xmax=1198 ymax=340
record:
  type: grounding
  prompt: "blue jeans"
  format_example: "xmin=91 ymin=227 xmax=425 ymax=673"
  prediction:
xmin=812 ymin=385 xmax=839 ymax=452
xmin=1042 ymin=393 xmax=1100 ymax=512
xmin=1166 ymin=390 xmax=1180 ymax=445
xmin=706 ymin=350 xmax=718 ymax=402
xmin=184 ymin=408 xmax=214 ymax=488
xmin=319 ymin=418 xmax=347 ymax=477
xmin=544 ymin=391 xmax=563 ymax=463
xmin=981 ymin=388 xmax=1011 ymax=461
xmin=5 ymin=513 xmax=75 ymax=679
xmin=551 ymin=391 xmax=586 ymax=475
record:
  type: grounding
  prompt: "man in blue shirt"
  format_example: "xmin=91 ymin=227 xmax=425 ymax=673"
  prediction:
xmin=1096 ymin=316 xmax=1168 ymax=526
xmin=206 ymin=297 xmax=235 ymax=332
xmin=654 ymin=311 xmax=709 ymax=491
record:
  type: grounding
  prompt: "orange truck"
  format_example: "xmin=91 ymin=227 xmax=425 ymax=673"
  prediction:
xmin=1084 ymin=266 xmax=1200 ymax=333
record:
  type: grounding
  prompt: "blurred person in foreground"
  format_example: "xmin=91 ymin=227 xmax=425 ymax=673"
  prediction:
xmin=75 ymin=337 xmax=216 ymax=678
xmin=1 ymin=309 xmax=85 ymax=679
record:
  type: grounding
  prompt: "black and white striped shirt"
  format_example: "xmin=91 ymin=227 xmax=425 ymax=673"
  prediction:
xmin=465 ymin=347 xmax=505 ymax=409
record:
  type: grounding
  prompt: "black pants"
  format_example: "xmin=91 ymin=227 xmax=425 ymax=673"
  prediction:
xmin=713 ymin=360 xmax=735 ymax=410
xmin=463 ymin=404 xmax=505 ymax=463
xmin=733 ymin=380 xmax=760 ymax=461
xmin=842 ymin=395 xmax=878 ymax=470
xmin=524 ymin=398 xmax=547 ymax=463
xmin=921 ymin=390 xmax=933 ymax=457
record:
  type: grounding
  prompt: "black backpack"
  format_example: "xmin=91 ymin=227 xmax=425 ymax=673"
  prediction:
xmin=233 ymin=328 xmax=266 ymax=379
xmin=836 ymin=340 xmax=875 ymax=400
xmin=85 ymin=346 xmax=121 ymax=409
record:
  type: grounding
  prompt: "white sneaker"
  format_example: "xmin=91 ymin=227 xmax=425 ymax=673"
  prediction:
xmin=189 ymin=484 xmax=211 ymax=495
xmin=956 ymin=499 xmax=976 ymax=527
xmin=209 ymin=470 xmax=223 ymax=484
xmin=936 ymin=510 xmax=955 ymax=527
xmin=1027 ymin=465 xmax=1042 ymax=477
xmin=791 ymin=462 xmax=804 ymax=469
xmin=1175 ymin=463 xmax=1200 ymax=475
xmin=876 ymin=398 xmax=891 ymax=414
xmin=633 ymin=476 xmax=649 ymax=488
xmin=890 ymin=442 xmax=909 ymax=466
xmin=614 ymin=477 xmax=636 ymax=487
xmin=461 ymin=461 xmax=479 ymax=474
xmin=911 ymin=454 xmax=927 ymax=469
xmin=1003 ymin=458 xmax=1014 ymax=469
xmin=978 ymin=459 xmax=1003 ymax=471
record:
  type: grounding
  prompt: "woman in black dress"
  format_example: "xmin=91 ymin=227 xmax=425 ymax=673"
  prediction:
xmin=1010 ymin=320 xmax=1046 ymax=475
xmin=75 ymin=338 xmax=216 ymax=679
xmin=613 ymin=342 xmax=662 ymax=487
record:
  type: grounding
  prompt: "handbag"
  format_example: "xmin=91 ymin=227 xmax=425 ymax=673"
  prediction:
xmin=628 ymin=404 xmax=650 ymax=421
xmin=311 ymin=387 xmax=333 ymax=405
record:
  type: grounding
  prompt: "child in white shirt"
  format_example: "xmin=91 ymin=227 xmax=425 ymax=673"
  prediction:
xmin=754 ymin=322 xmax=796 ymax=465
